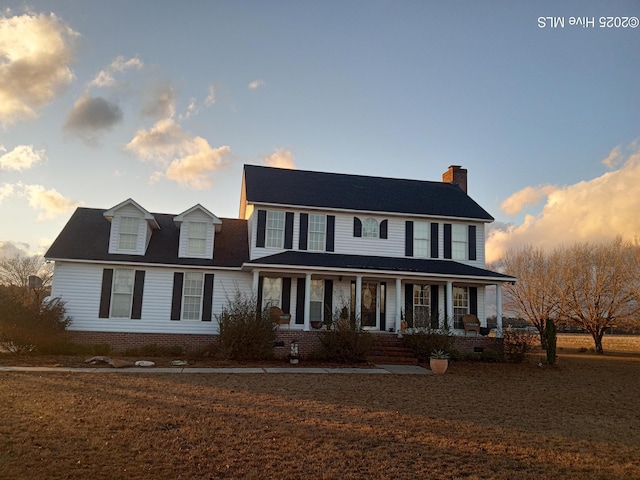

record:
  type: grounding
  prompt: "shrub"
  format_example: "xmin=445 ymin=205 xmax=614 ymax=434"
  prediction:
xmin=216 ymin=290 xmax=275 ymax=360
xmin=0 ymin=291 xmax=71 ymax=353
xmin=402 ymin=331 xmax=454 ymax=363
xmin=502 ymin=326 xmax=537 ymax=363
xmin=319 ymin=320 xmax=373 ymax=364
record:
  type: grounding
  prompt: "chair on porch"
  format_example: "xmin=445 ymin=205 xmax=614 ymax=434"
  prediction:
xmin=270 ymin=306 xmax=291 ymax=329
xmin=462 ymin=314 xmax=481 ymax=336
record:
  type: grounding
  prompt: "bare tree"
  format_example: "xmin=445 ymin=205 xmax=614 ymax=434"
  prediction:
xmin=555 ymin=238 xmax=640 ymax=354
xmin=495 ymin=245 xmax=560 ymax=349
xmin=0 ymin=255 xmax=52 ymax=301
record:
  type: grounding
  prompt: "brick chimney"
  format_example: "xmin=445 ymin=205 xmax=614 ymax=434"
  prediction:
xmin=442 ymin=165 xmax=467 ymax=193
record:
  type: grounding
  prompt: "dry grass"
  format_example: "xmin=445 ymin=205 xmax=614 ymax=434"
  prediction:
xmin=1 ymin=353 xmax=639 ymax=479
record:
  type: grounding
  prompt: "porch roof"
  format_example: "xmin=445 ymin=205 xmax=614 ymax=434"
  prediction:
xmin=246 ymin=251 xmax=515 ymax=283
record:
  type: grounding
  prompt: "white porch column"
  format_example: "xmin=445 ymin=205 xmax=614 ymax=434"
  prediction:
xmin=355 ymin=275 xmax=362 ymax=329
xmin=303 ymin=273 xmax=311 ymax=331
xmin=395 ymin=277 xmax=402 ymax=332
xmin=496 ymin=283 xmax=503 ymax=338
xmin=252 ymin=270 xmax=260 ymax=296
xmin=445 ymin=281 xmax=453 ymax=330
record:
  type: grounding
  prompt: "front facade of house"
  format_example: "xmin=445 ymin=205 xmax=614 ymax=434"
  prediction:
xmin=45 ymin=165 xmax=515 ymax=350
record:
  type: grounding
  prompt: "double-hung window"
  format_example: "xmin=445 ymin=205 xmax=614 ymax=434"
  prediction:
xmin=182 ymin=272 xmax=204 ymax=320
xmin=118 ymin=217 xmax=139 ymax=250
xmin=111 ymin=269 xmax=134 ymax=317
xmin=310 ymin=279 xmax=324 ymax=322
xmin=187 ymin=222 xmax=207 ymax=255
xmin=413 ymin=222 xmax=430 ymax=258
xmin=266 ymin=211 xmax=285 ymax=248
xmin=308 ymin=214 xmax=326 ymax=251
xmin=452 ymin=224 xmax=467 ymax=260
xmin=261 ymin=277 xmax=282 ymax=311
xmin=413 ymin=284 xmax=430 ymax=328
xmin=453 ymin=286 xmax=469 ymax=329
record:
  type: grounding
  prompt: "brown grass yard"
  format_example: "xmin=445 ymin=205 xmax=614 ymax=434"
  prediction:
xmin=1 ymin=354 xmax=640 ymax=480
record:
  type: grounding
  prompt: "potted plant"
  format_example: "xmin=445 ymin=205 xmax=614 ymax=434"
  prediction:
xmin=429 ymin=350 xmax=449 ymax=374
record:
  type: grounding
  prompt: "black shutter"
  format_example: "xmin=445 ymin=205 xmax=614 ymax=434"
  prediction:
xmin=379 ymin=220 xmax=388 ymax=239
xmin=468 ymin=225 xmax=477 ymax=261
xmin=470 ymin=287 xmax=478 ymax=315
xmin=431 ymin=223 xmax=439 ymax=258
xmin=295 ymin=278 xmax=305 ymax=324
xmin=323 ymin=279 xmax=333 ymax=324
xmin=256 ymin=276 xmax=264 ymax=314
xmin=170 ymin=273 xmax=184 ymax=320
xmin=404 ymin=283 xmax=413 ymax=326
xmin=405 ymin=221 xmax=414 ymax=257
xmin=256 ymin=210 xmax=266 ymax=247
xmin=99 ymin=268 xmax=114 ymax=318
xmin=353 ymin=217 xmax=362 ymax=237
xmin=299 ymin=213 xmax=308 ymax=250
xmin=131 ymin=270 xmax=145 ymax=320
xmin=202 ymin=274 xmax=214 ymax=321
xmin=444 ymin=224 xmax=452 ymax=259
xmin=326 ymin=216 xmax=335 ymax=252
xmin=380 ymin=282 xmax=386 ymax=331
xmin=430 ymin=285 xmax=439 ymax=329
xmin=281 ymin=277 xmax=291 ymax=313
xmin=284 ymin=212 xmax=294 ymax=249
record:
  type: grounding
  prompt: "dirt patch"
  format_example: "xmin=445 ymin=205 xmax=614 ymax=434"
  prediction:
xmin=1 ymin=353 xmax=639 ymax=479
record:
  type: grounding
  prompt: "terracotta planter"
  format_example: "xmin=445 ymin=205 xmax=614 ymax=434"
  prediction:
xmin=429 ymin=358 xmax=448 ymax=374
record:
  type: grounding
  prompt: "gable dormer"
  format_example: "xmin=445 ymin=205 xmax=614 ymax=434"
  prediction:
xmin=174 ymin=204 xmax=222 ymax=260
xmin=103 ymin=199 xmax=160 ymax=256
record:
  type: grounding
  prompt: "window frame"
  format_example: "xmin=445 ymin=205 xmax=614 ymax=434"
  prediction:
xmin=453 ymin=286 xmax=469 ymax=329
xmin=110 ymin=268 xmax=135 ymax=318
xmin=412 ymin=284 xmax=430 ymax=329
xmin=181 ymin=272 xmax=204 ymax=320
xmin=261 ymin=277 xmax=282 ymax=311
xmin=187 ymin=221 xmax=208 ymax=256
xmin=265 ymin=211 xmax=285 ymax=248
xmin=118 ymin=216 xmax=139 ymax=250
xmin=362 ymin=218 xmax=379 ymax=238
xmin=308 ymin=214 xmax=326 ymax=251
xmin=309 ymin=279 xmax=324 ymax=322
xmin=452 ymin=224 xmax=468 ymax=260
xmin=413 ymin=221 xmax=430 ymax=258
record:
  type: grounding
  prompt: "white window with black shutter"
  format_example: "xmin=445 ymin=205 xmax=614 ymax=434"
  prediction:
xmin=308 ymin=214 xmax=326 ymax=251
xmin=99 ymin=268 xmax=145 ymax=319
xmin=170 ymin=272 xmax=215 ymax=321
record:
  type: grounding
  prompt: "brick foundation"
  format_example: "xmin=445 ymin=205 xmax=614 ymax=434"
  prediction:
xmin=452 ymin=335 xmax=504 ymax=355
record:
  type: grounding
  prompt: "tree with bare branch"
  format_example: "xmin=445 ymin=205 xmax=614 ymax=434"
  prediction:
xmin=495 ymin=245 xmax=560 ymax=350
xmin=555 ymin=238 xmax=640 ymax=354
xmin=0 ymin=254 xmax=52 ymax=302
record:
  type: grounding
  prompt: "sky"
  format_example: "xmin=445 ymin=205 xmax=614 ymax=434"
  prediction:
xmin=1 ymin=0 xmax=639 ymax=264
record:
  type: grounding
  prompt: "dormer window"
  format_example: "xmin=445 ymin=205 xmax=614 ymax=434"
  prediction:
xmin=118 ymin=217 xmax=140 ymax=250
xmin=187 ymin=222 xmax=208 ymax=255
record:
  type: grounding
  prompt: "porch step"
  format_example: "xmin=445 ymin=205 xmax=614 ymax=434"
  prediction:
xmin=367 ymin=334 xmax=418 ymax=365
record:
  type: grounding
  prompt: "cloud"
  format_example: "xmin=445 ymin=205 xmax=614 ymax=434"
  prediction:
xmin=0 ymin=240 xmax=30 ymax=259
xmin=499 ymin=184 xmax=558 ymax=216
xmin=262 ymin=148 xmax=297 ymax=169
xmin=601 ymin=145 xmax=623 ymax=169
xmin=248 ymin=79 xmax=265 ymax=90
xmin=204 ymin=84 xmax=216 ymax=106
xmin=63 ymin=93 xmax=123 ymax=145
xmin=0 ymin=145 xmax=46 ymax=171
xmin=0 ymin=12 xmax=77 ymax=125
xmin=140 ymin=80 xmax=176 ymax=120
xmin=0 ymin=183 xmax=15 ymax=202
xmin=88 ymin=55 xmax=143 ymax=88
xmin=486 ymin=143 xmax=640 ymax=263
xmin=21 ymin=184 xmax=82 ymax=220
xmin=126 ymin=118 xmax=232 ymax=189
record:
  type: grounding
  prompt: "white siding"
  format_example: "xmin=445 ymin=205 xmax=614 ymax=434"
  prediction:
xmin=51 ymin=261 xmax=250 ymax=334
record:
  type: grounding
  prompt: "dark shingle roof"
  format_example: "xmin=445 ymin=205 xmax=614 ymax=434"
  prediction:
xmin=243 ymin=164 xmax=494 ymax=221
xmin=45 ymin=208 xmax=249 ymax=267
xmin=248 ymin=251 xmax=514 ymax=281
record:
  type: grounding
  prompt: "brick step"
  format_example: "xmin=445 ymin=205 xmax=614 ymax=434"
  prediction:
xmin=368 ymin=335 xmax=418 ymax=364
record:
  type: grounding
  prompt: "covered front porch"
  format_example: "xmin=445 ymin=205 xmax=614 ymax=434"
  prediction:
xmin=245 ymin=252 xmax=515 ymax=336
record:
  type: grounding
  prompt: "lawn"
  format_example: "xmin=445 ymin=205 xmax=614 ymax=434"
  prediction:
xmin=1 ymin=353 xmax=639 ymax=479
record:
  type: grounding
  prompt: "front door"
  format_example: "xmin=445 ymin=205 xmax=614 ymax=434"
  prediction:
xmin=361 ymin=282 xmax=378 ymax=329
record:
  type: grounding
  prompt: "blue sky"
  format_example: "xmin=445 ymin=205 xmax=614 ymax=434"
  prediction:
xmin=1 ymin=1 xmax=639 ymax=262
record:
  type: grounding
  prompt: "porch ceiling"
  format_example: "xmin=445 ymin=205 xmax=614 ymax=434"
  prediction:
xmin=246 ymin=251 xmax=515 ymax=283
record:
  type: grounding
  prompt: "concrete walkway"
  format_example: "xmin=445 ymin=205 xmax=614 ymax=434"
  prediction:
xmin=0 ymin=364 xmax=430 ymax=375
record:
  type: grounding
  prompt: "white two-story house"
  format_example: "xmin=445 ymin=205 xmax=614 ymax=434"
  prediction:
xmin=45 ymin=165 xmax=515 ymax=351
